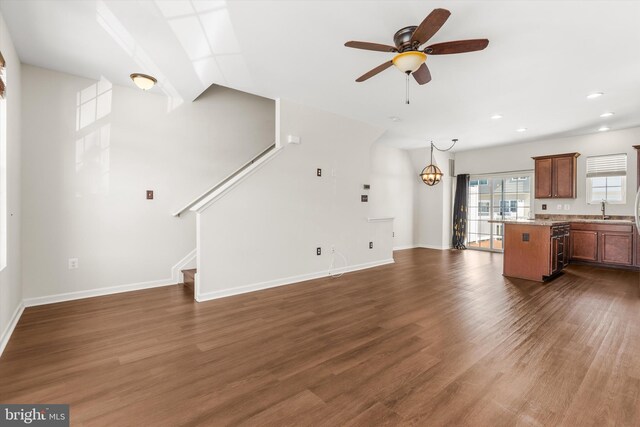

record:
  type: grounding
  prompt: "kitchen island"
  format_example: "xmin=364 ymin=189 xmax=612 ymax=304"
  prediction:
xmin=492 ymin=220 xmax=570 ymax=282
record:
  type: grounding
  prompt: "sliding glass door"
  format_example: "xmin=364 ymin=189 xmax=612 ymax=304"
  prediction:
xmin=467 ymin=173 xmax=532 ymax=252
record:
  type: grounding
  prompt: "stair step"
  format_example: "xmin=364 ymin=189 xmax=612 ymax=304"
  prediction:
xmin=182 ymin=269 xmax=196 ymax=290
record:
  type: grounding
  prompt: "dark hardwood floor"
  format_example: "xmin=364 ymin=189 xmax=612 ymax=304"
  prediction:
xmin=1 ymin=249 xmax=639 ymax=426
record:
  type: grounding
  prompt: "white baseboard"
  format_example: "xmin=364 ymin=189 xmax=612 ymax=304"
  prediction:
xmin=23 ymin=278 xmax=177 ymax=307
xmin=416 ymin=244 xmax=452 ymax=250
xmin=196 ymin=258 xmax=395 ymax=302
xmin=0 ymin=301 xmax=25 ymax=358
xmin=171 ymin=248 xmax=197 ymax=284
xmin=393 ymin=245 xmax=417 ymax=251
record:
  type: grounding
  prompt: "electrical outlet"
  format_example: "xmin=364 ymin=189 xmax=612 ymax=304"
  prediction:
xmin=392 ymin=232 xmax=395 ymax=237
xmin=331 ymin=246 xmax=335 ymax=254
xmin=316 ymin=168 xmax=322 ymax=177
xmin=564 ymin=204 xmax=570 ymax=210
xmin=363 ymin=184 xmax=370 ymax=190
xmin=361 ymin=195 xmax=368 ymax=202
xmin=146 ymin=190 xmax=154 ymax=200
xmin=316 ymin=247 xmax=321 ymax=256
xmin=369 ymin=242 xmax=373 ymax=249
xmin=556 ymin=204 xmax=562 ymax=210
xmin=68 ymin=258 xmax=79 ymax=269
xmin=542 ymin=204 xmax=547 ymax=210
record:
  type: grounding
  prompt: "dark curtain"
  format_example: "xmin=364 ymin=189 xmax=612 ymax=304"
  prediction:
xmin=452 ymin=174 xmax=470 ymax=250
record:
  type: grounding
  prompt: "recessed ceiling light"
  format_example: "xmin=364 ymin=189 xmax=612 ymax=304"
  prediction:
xmin=586 ymin=92 xmax=603 ymax=99
xmin=600 ymin=112 xmax=614 ymax=118
xmin=516 ymin=127 xmax=527 ymax=132
xmin=491 ymin=114 xmax=503 ymax=120
xmin=389 ymin=116 xmax=401 ymax=122
xmin=598 ymin=126 xmax=610 ymax=132
xmin=130 ymin=73 xmax=157 ymax=91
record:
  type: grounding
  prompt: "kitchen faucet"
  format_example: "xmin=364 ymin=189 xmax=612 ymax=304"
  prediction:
xmin=600 ymin=200 xmax=610 ymax=220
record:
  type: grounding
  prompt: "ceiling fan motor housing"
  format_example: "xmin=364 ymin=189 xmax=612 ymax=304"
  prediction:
xmin=393 ymin=26 xmax=419 ymax=52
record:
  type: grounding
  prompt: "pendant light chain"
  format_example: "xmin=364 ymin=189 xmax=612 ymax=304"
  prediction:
xmin=405 ymin=73 xmax=410 ymax=104
xmin=419 ymin=139 xmax=458 ymax=187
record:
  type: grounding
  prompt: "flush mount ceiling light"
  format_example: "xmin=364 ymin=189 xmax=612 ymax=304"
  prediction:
xmin=516 ymin=127 xmax=528 ymax=132
xmin=420 ymin=139 xmax=458 ymax=186
xmin=586 ymin=92 xmax=603 ymax=99
xmin=598 ymin=126 xmax=610 ymax=132
xmin=600 ymin=112 xmax=615 ymax=118
xmin=491 ymin=114 xmax=503 ymax=120
xmin=130 ymin=73 xmax=157 ymax=91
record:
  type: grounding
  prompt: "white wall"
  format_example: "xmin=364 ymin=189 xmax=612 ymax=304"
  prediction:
xmin=369 ymin=141 xmax=416 ymax=249
xmin=455 ymin=127 xmax=640 ymax=217
xmin=410 ymin=148 xmax=454 ymax=249
xmin=0 ymin=11 xmax=22 ymax=355
xmin=196 ymin=100 xmax=392 ymax=300
xmin=21 ymin=65 xmax=274 ymax=301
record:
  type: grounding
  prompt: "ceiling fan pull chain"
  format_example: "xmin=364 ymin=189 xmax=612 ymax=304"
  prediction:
xmin=405 ymin=73 xmax=410 ymax=104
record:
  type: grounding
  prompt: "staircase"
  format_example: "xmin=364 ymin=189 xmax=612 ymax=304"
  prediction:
xmin=182 ymin=269 xmax=196 ymax=292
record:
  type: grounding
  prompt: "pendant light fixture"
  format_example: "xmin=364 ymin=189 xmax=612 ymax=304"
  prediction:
xmin=130 ymin=73 xmax=157 ymax=91
xmin=420 ymin=139 xmax=458 ymax=186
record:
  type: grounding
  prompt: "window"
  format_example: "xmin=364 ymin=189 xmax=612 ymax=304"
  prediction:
xmin=586 ymin=154 xmax=627 ymax=204
xmin=467 ymin=172 xmax=533 ymax=252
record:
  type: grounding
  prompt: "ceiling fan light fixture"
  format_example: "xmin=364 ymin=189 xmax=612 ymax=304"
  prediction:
xmin=130 ymin=73 xmax=157 ymax=91
xmin=392 ymin=51 xmax=427 ymax=73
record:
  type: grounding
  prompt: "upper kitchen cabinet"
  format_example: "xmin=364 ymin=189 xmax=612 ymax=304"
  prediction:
xmin=634 ymin=145 xmax=639 ymax=188
xmin=532 ymin=153 xmax=580 ymax=199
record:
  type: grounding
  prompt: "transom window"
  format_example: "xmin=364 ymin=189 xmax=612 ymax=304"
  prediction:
xmin=586 ymin=154 xmax=627 ymax=204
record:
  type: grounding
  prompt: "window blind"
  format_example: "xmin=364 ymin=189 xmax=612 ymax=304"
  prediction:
xmin=586 ymin=153 xmax=627 ymax=178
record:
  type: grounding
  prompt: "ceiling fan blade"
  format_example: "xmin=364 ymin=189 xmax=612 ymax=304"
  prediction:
xmin=345 ymin=41 xmax=397 ymax=53
xmin=356 ymin=60 xmax=394 ymax=82
xmin=412 ymin=63 xmax=432 ymax=85
xmin=411 ymin=8 xmax=451 ymax=46
xmin=426 ymin=39 xmax=489 ymax=55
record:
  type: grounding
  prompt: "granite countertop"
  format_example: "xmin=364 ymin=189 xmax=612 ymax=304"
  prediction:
xmin=489 ymin=217 xmax=635 ymax=226
xmin=488 ymin=219 xmax=569 ymax=226
xmin=560 ymin=218 xmax=634 ymax=225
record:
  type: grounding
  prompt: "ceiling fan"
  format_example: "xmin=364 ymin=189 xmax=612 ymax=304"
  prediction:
xmin=345 ymin=8 xmax=489 ymax=102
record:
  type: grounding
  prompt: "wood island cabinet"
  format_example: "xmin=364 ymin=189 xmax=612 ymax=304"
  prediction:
xmin=503 ymin=223 xmax=569 ymax=282
xmin=532 ymin=153 xmax=580 ymax=199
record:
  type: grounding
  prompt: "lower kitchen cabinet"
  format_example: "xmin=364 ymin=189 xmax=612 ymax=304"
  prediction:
xmin=600 ymin=232 xmax=634 ymax=266
xmin=570 ymin=223 xmax=636 ymax=268
xmin=570 ymin=230 xmax=598 ymax=262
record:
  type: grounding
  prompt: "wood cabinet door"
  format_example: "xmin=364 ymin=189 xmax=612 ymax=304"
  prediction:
xmin=570 ymin=230 xmax=598 ymax=262
xmin=600 ymin=232 xmax=633 ymax=266
xmin=535 ymin=158 xmax=553 ymax=198
xmin=553 ymin=156 xmax=575 ymax=198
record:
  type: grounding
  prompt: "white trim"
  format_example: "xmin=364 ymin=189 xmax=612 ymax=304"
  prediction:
xmin=367 ymin=217 xmax=394 ymax=222
xmin=196 ymin=258 xmax=395 ymax=302
xmin=0 ymin=301 xmax=25 ymax=358
xmin=23 ymin=278 xmax=176 ymax=307
xmin=393 ymin=245 xmax=417 ymax=251
xmin=195 ymin=213 xmax=202 ymax=299
xmin=171 ymin=248 xmax=197 ymax=283
xmin=193 ymin=147 xmax=283 ymax=212
xmin=275 ymin=98 xmax=281 ymax=148
xmin=416 ymin=244 xmax=452 ymax=250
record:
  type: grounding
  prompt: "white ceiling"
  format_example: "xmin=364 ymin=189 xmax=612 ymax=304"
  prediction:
xmin=2 ymin=0 xmax=640 ymax=151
